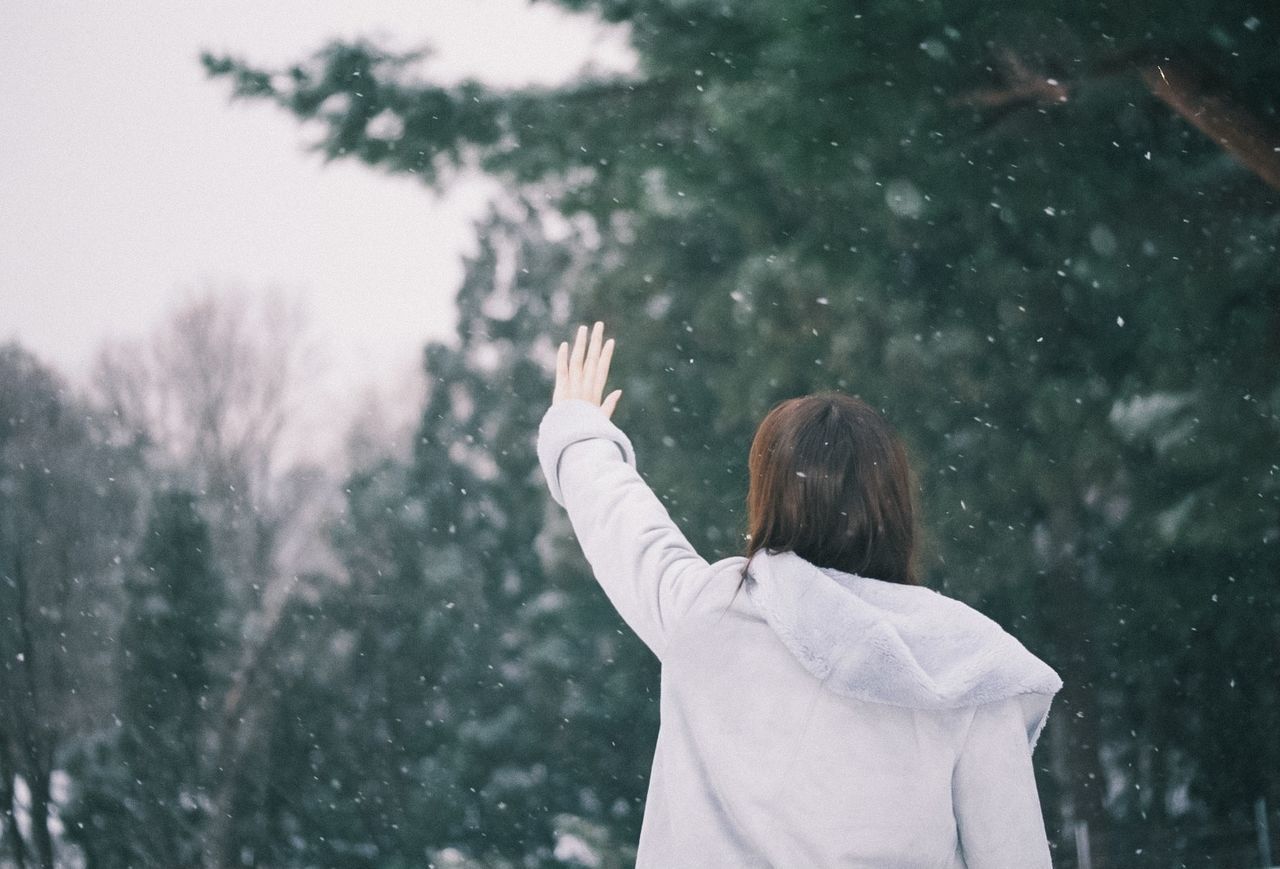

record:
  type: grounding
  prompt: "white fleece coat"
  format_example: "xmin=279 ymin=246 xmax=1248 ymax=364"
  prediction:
xmin=537 ymin=399 xmax=1064 ymax=868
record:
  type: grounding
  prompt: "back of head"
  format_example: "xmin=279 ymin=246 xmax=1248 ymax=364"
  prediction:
xmin=744 ymin=391 xmax=919 ymax=585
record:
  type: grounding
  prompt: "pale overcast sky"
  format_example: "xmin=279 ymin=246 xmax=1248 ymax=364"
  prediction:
xmin=0 ymin=2 xmax=632 ymax=462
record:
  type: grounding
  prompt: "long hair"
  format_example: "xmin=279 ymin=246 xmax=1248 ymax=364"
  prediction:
xmin=739 ymin=391 xmax=920 ymax=586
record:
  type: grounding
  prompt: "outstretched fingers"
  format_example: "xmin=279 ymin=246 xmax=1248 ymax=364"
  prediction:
xmin=551 ymin=321 xmax=622 ymax=418
xmin=568 ymin=324 xmax=589 ymax=394
xmin=601 ymin=388 xmax=622 ymax=420
xmin=584 ymin=321 xmax=604 ymax=396
xmin=553 ymin=340 xmax=569 ymax=402
xmin=592 ymin=335 xmax=615 ymax=402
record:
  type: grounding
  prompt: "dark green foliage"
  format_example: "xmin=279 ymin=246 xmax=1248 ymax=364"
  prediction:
xmin=99 ymin=0 xmax=1280 ymax=864
xmin=0 ymin=344 xmax=141 ymax=869
xmin=122 ymin=490 xmax=226 ymax=753
xmin=62 ymin=490 xmax=226 ymax=867
xmin=205 ymin=209 xmax=647 ymax=867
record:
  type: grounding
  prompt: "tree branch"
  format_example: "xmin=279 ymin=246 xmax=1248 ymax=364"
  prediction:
xmin=1139 ymin=60 xmax=1280 ymax=193
xmin=955 ymin=49 xmax=1280 ymax=193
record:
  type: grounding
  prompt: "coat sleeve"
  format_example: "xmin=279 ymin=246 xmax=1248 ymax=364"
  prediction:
xmin=536 ymin=399 xmax=713 ymax=661
xmin=952 ymin=697 xmax=1055 ymax=869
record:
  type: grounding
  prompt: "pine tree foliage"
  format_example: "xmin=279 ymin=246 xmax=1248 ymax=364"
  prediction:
xmin=0 ymin=343 xmax=141 ymax=869
xmin=62 ymin=490 xmax=227 ymax=868
xmin=204 ymin=206 xmax=649 ymax=866
xmin=187 ymin=1 xmax=1280 ymax=863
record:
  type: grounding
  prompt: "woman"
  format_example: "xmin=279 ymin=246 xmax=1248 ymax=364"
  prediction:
xmin=537 ymin=322 xmax=1063 ymax=868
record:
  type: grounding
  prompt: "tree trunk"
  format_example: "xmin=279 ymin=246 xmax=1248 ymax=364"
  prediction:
xmin=1037 ymin=547 xmax=1110 ymax=836
xmin=26 ymin=768 xmax=54 ymax=869
xmin=9 ymin=543 xmax=54 ymax=869
xmin=0 ymin=734 xmax=28 ymax=869
xmin=206 ymin=700 xmax=262 ymax=869
xmin=206 ymin=568 xmax=299 ymax=869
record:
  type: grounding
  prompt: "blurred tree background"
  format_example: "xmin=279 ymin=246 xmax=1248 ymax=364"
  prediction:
xmin=2 ymin=0 xmax=1277 ymax=866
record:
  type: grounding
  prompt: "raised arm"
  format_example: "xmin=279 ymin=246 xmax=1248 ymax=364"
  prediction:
xmin=536 ymin=323 xmax=713 ymax=661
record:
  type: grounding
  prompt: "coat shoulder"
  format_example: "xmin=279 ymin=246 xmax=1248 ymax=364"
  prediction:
xmin=678 ymin=555 xmax=753 ymax=621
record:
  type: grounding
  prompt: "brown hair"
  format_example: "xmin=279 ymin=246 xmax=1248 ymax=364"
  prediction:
xmin=740 ymin=391 xmax=920 ymax=586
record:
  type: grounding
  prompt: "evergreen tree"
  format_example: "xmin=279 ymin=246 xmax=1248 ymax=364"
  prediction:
xmin=0 ymin=343 xmax=140 ymax=869
xmin=64 ymin=489 xmax=226 ymax=867
xmin=205 ymin=1 xmax=1280 ymax=862
xmin=220 ymin=206 xmax=648 ymax=867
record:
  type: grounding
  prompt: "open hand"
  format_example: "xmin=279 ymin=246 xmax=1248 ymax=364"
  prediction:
xmin=553 ymin=321 xmax=623 ymax=420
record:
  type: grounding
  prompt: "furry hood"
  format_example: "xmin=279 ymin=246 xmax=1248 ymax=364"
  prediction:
xmin=744 ymin=549 xmax=1063 ymax=750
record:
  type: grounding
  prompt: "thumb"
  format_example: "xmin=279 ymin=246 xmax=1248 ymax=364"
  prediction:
xmin=601 ymin=389 xmax=622 ymax=420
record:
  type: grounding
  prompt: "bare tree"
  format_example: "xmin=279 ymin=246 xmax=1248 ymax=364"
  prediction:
xmin=94 ymin=284 xmax=319 ymax=589
xmin=90 ymin=284 xmax=339 ymax=867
